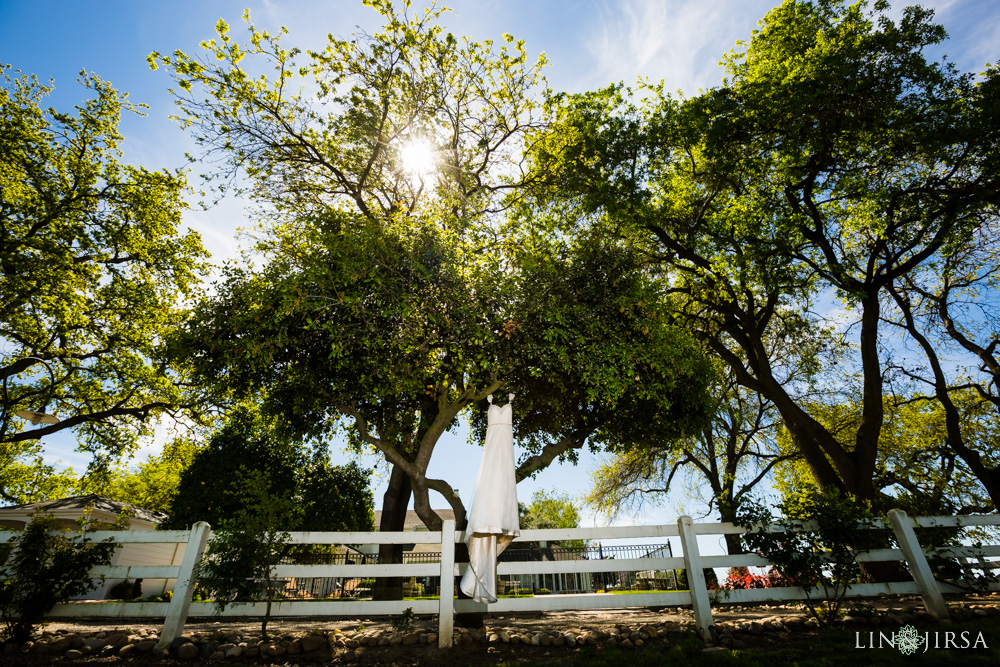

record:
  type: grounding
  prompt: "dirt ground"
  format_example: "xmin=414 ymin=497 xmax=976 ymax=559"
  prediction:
xmin=7 ymin=593 xmax=998 ymax=666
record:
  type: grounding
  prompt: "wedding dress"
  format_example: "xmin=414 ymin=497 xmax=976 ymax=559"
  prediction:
xmin=459 ymin=393 xmax=520 ymax=603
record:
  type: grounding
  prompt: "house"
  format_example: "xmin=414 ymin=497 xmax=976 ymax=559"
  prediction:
xmin=0 ymin=495 xmax=182 ymax=599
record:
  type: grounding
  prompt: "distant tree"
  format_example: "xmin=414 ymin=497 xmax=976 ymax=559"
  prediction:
xmin=78 ymin=438 xmax=202 ymax=513
xmin=519 ymin=489 xmax=582 ymax=530
xmin=163 ymin=407 xmax=374 ymax=533
xmin=519 ymin=489 xmax=588 ymax=551
xmin=773 ymin=393 xmax=992 ymax=516
xmin=0 ymin=453 xmax=77 ymax=506
xmin=588 ymin=369 xmax=795 ymax=554
xmin=0 ymin=65 xmax=208 ymax=502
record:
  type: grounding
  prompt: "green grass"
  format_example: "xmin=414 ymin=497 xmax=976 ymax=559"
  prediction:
xmin=499 ymin=618 xmax=1000 ymax=666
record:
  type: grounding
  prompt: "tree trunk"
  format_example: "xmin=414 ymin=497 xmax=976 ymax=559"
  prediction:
xmin=373 ymin=463 xmax=412 ymax=601
xmin=718 ymin=503 xmax=745 ymax=556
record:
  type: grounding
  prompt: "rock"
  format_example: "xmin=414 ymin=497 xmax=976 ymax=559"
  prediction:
xmin=426 ymin=634 xmax=438 ymax=645
xmin=621 ymin=639 xmax=634 ymax=648
xmin=66 ymin=649 xmax=83 ymax=659
xmin=244 ymin=647 xmax=259 ymax=658
xmin=553 ymin=634 xmax=565 ymax=647
xmin=70 ymin=636 xmax=86 ymax=649
xmin=85 ymin=637 xmax=107 ymax=650
xmin=96 ymin=632 xmax=107 ymax=639
xmin=135 ymin=640 xmax=156 ymax=653
xmin=288 ymin=639 xmax=302 ymax=654
xmin=499 ymin=631 xmax=510 ymax=644
xmin=530 ymin=634 xmax=541 ymax=646
xmin=564 ymin=633 xmax=576 ymax=648
xmin=488 ymin=633 xmax=500 ymax=643
xmin=748 ymin=622 xmax=764 ymax=634
xmin=268 ymin=643 xmax=287 ymax=656
xmin=541 ymin=634 xmax=552 ymax=646
xmin=119 ymin=644 xmax=136 ymax=657
xmin=634 ymin=639 xmax=644 ymax=648
xmin=301 ymin=635 xmax=327 ymax=652
xmin=226 ymin=645 xmax=244 ymax=658
xmin=200 ymin=640 xmax=220 ymax=658
xmin=49 ymin=638 xmax=71 ymax=652
xmin=703 ymin=646 xmax=728 ymax=654
xmin=402 ymin=633 xmax=419 ymax=646
xmin=209 ymin=650 xmax=225 ymax=661
xmin=511 ymin=635 xmax=521 ymax=645
xmin=177 ymin=642 xmax=199 ymax=660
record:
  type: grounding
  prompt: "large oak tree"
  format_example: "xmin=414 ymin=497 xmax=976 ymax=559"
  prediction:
xmin=0 ymin=67 xmax=208 ymax=502
xmin=522 ymin=0 xmax=1000 ymax=505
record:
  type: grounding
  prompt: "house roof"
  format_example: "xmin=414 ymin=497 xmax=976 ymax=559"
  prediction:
xmin=0 ymin=494 xmax=167 ymax=525
xmin=373 ymin=509 xmax=456 ymax=531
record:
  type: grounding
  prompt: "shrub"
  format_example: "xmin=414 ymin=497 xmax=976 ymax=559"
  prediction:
xmin=675 ymin=568 xmax=719 ymax=590
xmin=107 ymin=579 xmax=135 ymax=600
xmin=0 ymin=513 xmax=120 ymax=644
xmin=737 ymin=489 xmax=875 ymax=624
xmin=391 ymin=607 xmax=416 ymax=632
xmin=722 ymin=566 xmax=790 ymax=590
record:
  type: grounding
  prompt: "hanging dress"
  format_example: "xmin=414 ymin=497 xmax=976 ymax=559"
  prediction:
xmin=460 ymin=393 xmax=520 ymax=603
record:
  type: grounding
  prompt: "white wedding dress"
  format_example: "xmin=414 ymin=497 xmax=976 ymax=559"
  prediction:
xmin=460 ymin=393 xmax=520 ymax=603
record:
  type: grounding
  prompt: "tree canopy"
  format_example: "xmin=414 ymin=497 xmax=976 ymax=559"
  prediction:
xmin=521 ymin=0 xmax=1000 ymax=506
xmin=154 ymin=1 xmax=715 ymax=539
xmin=163 ymin=406 xmax=374 ymax=533
xmin=0 ymin=65 xmax=208 ymax=502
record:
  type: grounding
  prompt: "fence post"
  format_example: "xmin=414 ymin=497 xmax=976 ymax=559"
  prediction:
xmin=678 ymin=515 xmax=715 ymax=641
xmin=438 ymin=519 xmax=456 ymax=649
xmin=156 ymin=521 xmax=212 ymax=650
xmin=887 ymin=509 xmax=950 ymax=621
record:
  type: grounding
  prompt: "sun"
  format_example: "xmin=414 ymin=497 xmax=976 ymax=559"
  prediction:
xmin=399 ymin=138 xmax=437 ymax=179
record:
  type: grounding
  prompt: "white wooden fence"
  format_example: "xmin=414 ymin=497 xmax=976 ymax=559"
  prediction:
xmin=3 ymin=510 xmax=998 ymax=648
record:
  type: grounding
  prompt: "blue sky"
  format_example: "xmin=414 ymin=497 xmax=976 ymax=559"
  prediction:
xmin=3 ymin=0 xmax=998 ymax=530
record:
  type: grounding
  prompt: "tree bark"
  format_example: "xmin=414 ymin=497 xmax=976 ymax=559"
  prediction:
xmin=373 ymin=463 xmax=412 ymax=601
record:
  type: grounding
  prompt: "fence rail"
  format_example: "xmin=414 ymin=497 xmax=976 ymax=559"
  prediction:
xmin=3 ymin=510 xmax=999 ymax=648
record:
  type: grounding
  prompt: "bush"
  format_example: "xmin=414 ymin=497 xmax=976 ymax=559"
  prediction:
xmin=722 ymin=566 xmax=790 ymax=590
xmin=675 ymin=568 xmax=719 ymax=590
xmin=0 ymin=514 xmax=119 ymax=643
xmin=107 ymin=579 xmax=135 ymax=600
xmin=737 ymin=489 xmax=875 ymax=624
